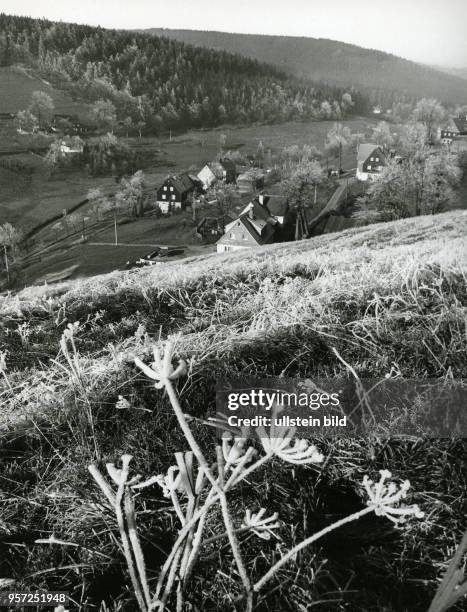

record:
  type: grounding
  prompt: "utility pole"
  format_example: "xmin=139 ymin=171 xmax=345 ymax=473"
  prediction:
xmin=114 ymin=209 xmax=118 ymax=245
xmin=3 ymin=245 xmax=9 ymax=285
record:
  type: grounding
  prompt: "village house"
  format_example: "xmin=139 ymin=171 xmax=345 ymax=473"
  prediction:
xmin=356 ymin=143 xmax=387 ymax=181
xmin=156 ymin=174 xmax=198 ymax=214
xmin=197 ymin=160 xmax=236 ymax=190
xmin=59 ymin=139 xmax=84 ymax=155
xmin=257 ymin=186 xmax=290 ymax=225
xmin=216 ymin=189 xmax=289 ymax=253
xmin=439 ymin=115 xmax=467 ymax=144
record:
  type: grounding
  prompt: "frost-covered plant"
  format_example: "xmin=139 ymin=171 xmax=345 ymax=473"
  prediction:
xmin=0 ymin=350 xmax=12 ymax=392
xmin=15 ymin=322 xmax=32 ymax=347
xmin=83 ymin=339 xmax=426 ymax=611
xmin=428 ymin=529 xmax=467 ymax=612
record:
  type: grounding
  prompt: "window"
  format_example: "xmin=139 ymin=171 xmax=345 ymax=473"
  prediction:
xmin=162 ymin=194 xmax=166 ymax=199
xmin=367 ymin=164 xmax=372 ymax=170
xmin=171 ymin=195 xmax=176 ymax=200
xmin=377 ymin=166 xmax=383 ymax=171
xmin=170 ymin=186 xmax=174 ymax=192
xmin=164 ymin=186 xmax=167 ymax=191
xmin=375 ymin=157 xmax=379 ymax=162
xmin=370 ymin=157 xmax=374 ymax=161
xmin=230 ymin=233 xmax=235 ymax=239
xmin=242 ymin=233 xmax=247 ymax=240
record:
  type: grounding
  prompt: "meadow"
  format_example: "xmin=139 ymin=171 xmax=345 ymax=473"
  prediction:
xmin=0 ymin=210 xmax=466 ymax=611
xmin=0 ymin=65 xmax=87 ymax=116
xmin=1 ymin=116 xmax=376 ymax=233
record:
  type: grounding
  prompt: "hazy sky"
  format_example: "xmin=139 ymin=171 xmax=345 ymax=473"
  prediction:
xmin=2 ymin=0 xmax=467 ymax=67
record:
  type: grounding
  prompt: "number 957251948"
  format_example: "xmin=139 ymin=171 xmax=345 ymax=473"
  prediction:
xmin=0 ymin=592 xmax=68 ymax=607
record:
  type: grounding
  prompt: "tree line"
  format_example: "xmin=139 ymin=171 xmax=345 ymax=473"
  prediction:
xmin=0 ymin=12 xmax=367 ymax=134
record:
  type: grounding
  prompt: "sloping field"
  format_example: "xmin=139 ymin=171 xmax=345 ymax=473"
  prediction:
xmin=0 ymin=65 xmax=87 ymax=116
xmin=0 ymin=211 xmax=466 ymax=610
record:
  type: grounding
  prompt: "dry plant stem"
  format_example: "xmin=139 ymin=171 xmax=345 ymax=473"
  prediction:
xmin=216 ymin=446 xmax=253 ymax=612
xmin=254 ymin=506 xmax=373 ymax=593
xmin=428 ymin=529 xmax=467 ymax=612
xmin=152 ymin=490 xmax=219 ymax=602
xmin=163 ymin=378 xmax=252 ymax=607
xmin=88 ymin=465 xmax=116 ymax=505
xmin=158 ymin=546 xmax=184 ymax=611
xmin=155 ymin=449 xmax=271 ymax=603
xmin=225 ymin=453 xmax=271 ymax=490
xmin=88 ymin=463 xmax=149 ymax=612
xmin=115 ymin=465 xmax=148 ymax=612
xmin=125 ymin=492 xmax=152 ymax=608
xmin=1 ymin=371 xmax=13 ymax=393
xmin=179 ymin=498 xmax=196 ymax=583
xmin=164 ymin=379 xmax=220 ymax=493
xmin=183 ymin=509 xmax=208 ymax=582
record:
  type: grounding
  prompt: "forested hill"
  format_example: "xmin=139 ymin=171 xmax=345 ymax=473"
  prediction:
xmin=145 ymin=29 xmax=467 ymax=105
xmin=0 ymin=13 xmax=369 ymax=133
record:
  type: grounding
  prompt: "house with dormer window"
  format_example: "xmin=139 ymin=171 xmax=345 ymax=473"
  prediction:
xmin=356 ymin=144 xmax=387 ymax=181
xmin=439 ymin=115 xmax=467 ymax=144
xmin=216 ymin=189 xmax=291 ymax=253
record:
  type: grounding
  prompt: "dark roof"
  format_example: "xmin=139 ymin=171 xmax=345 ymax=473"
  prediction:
xmin=453 ymin=118 xmax=467 ymax=134
xmin=225 ymin=215 xmax=275 ymax=246
xmin=243 ymin=200 xmax=272 ymax=223
xmin=220 ymin=159 xmax=236 ymax=172
xmin=357 ymin=143 xmax=384 ymax=163
xmin=168 ymin=173 xmax=195 ymax=193
xmin=188 ymin=173 xmax=202 ymax=185
xmin=259 ymin=187 xmax=289 ymax=217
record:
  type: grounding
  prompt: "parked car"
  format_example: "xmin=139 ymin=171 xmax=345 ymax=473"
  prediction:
xmin=125 ymin=247 xmax=185 ymax=269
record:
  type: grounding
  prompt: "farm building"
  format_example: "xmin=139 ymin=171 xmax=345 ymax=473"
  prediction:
xmin=216 ymin=193 xmax=289 ymax=253
xmin=356 ymin=144 xmax=387 ymax=181
xmin=197 ymin=160 xmax=236 ymax=190
xmin=156 ymin=174 xmax=198 ymax=214
xmin=439 ymin=115 xmax=467 ymax=144
xmin=257 ymin=186 xmax=290 ymax=225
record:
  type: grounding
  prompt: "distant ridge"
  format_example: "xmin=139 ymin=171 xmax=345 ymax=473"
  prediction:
xmin=432 ymin=65 xmax=467 ymax=81
xmin=145 ymin=28 xmax=467 ymax=103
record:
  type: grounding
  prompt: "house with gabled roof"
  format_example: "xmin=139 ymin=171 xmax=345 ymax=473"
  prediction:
xmin=197 ymin=160 xmax=236 ymax=190
xmin=356 ymin=144 xmax=387 ymax=181
xmin=156 ymin=174 xmax=198 ymax=214
xmin=257 ymin=186 xmax=290 ymax=225
xmin=439 ymin=115 xmax=467 ymax=144
xmin=216 ymin=199 xmax=277 ymax=253
xmin=216 ymin=188 xmax=291 ymax=253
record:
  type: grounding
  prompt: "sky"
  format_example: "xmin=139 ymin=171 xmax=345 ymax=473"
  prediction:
xmin=2 ymin=0 xmax=467 ymax=68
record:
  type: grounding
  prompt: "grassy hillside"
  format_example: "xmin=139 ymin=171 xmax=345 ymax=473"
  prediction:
xmin=0 ymin=65 xmax=87 ymax=116
xmin=146 ymin=29 xmax=467 ymax=104
xmin=1 ymin=211 xmax=466 ymax=610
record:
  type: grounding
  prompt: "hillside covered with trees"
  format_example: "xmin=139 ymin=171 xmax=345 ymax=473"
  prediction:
xmin=146 ymin=29 xmax=467 ymax=107
xmin=0 ymin=13 xmax=368 ymax=134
